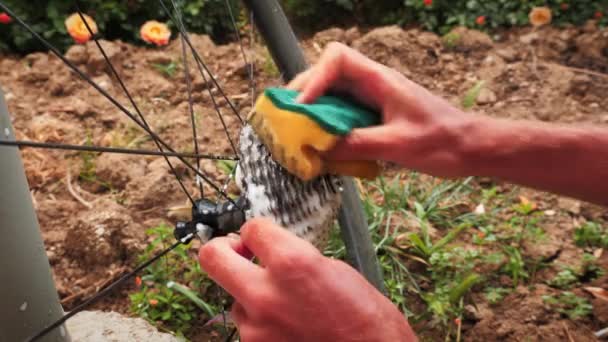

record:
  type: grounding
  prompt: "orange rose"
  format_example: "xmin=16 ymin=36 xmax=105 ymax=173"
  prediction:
xmin=149 ymin=299 xmax=159 ymax=306
xmin=135 ymin=276 xmax=142 ymax=287
xmin=140 ymin=21 xmax=171 ymax=47
xmin=529 ymin=7 xmax=552 ymax=27
xmin=65 ymin=13 xmax=98 ymax=44
xmin=475 ymin=16 xmax=486 ymax=26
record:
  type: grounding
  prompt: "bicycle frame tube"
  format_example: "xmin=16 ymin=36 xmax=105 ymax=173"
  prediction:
xmin=241 ymin=0 xmax=386 ymax=294
xmin=0 ymin=88 xmax=69 ymax=342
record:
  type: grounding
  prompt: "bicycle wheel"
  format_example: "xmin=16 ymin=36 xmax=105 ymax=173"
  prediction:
xmin=0 ymin=0 xmax=383 ymax=341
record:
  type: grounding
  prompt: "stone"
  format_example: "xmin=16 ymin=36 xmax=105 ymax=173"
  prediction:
xmin=447 ymin=27 xmax=494 ymax=52
xmin=66 ymin=310 xmax=179 ymax=341
xmin=557 ymin=197 xmax=581 ymax=214
xmin=569 ymin=74 xmax=592 ymax=96
xmin=476 ymin=88 xmax=497 ymax=105
xmin=519 ymin=32 xmax=539 ymax=45
xmin=65 ymin=45 xmax=88 ymax=65
xmin=86 ymin=39 xmax=122 ymax=75
xmin=495 ymin=47 xmax=519 ymax=63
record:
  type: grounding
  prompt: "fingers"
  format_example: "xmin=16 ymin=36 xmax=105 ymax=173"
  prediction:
xmin=325 ymin=125 xmax=402 ymax=162
xmin=288 ymin=42 xmax=386 ymax=109
xmin=231 ymin=301 xmax=247 ymax=326
xmin=239 ymin=217 xmax=321 ymax=269
xmin=199 ymin=236 xmax=263 ymax=303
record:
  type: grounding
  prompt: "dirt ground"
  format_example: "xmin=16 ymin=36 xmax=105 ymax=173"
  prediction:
xmin=1 ymin=20 xmax=608 ymax=341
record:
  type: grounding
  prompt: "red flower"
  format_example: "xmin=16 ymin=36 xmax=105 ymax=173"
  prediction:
xmin=454 ymin=318 xmax=462 ymax=325
xmin=0 ymin=12 xmax=12 ymax=24
xmin=135 ymin=276 xmax=142 ymax=287
xmin=595 ymin=11 xmax=604 ymax=19
xmin=560 ymin=3 xmax=569 ymax=10
xmin=423 ymin=0 xmax=433 ymax=6
xmin=476 ymin=16 xmax=486 ymax=26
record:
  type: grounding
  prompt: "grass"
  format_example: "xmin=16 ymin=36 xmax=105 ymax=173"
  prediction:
xmin=130 ymin=170 xmax=607 ymax=341
xmin=129 ymin=225 xmax=225 ymax=339
xmin=462 ymin=81 xmax=485 ymax=109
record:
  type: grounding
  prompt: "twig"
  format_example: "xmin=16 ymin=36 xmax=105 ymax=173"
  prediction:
xmin=562 ymin=322 xmax=575 ymax=342
xmin=66 ymin=167 xmax=93 ymax=209
xmin=544 ymin=62 xmax=608 ymax=80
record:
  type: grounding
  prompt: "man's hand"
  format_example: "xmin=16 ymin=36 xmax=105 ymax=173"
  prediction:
xmin=288 ymin=42 xmax=475 ymax=179
xmin=199 ymin=217 xmax=417 ymax=342
xmin=289 ymin=42 xmax=608 ymax=206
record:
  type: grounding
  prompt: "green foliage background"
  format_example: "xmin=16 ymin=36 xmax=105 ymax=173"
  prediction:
xmin=0 ymin=0 xmax=239 ymax=53
xmin=0 ymin=0 xmax=607 ymax=54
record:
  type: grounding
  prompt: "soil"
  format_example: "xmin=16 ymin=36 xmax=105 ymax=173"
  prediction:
xmin=1 ymin=19 xmax=608 ymax=341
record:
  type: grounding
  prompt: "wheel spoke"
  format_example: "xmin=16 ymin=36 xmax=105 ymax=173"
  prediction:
xmin=0 ymin=139 xmax=238 ymax=160
xmin=159 ymin=0 xmax=244 ymax=128
xmin=75 ymin=5 xmax=197 ymax=205
xmin=174 ymin=6 xmax=204 ymax=196
xmin=161 ymin=0 xmax=239 ymax=184
xmin=0 ymin=2 xmax=240 ymax=208
xmin=225 ymin=0 xmax=256 ymax=107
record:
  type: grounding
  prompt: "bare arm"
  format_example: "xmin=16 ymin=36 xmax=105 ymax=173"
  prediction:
xmin=289 ymin=42 xmax=608 ymax=207
xmin=464 ymin=117 xmax=608 ymax=206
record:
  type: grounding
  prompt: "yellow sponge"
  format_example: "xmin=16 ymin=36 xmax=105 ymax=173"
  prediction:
xmin=248 ymin=88 xmax=381 ymax=181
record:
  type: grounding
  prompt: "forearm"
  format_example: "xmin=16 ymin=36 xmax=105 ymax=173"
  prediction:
xmin=462 ymin=116 xmax=608 ymax=206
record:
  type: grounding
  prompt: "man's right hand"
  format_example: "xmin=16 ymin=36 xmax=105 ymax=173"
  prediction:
xmin=288 ymin=42 xmax=475 ymax=179
xmin=289 ymin=42 xmax=608 ymax=206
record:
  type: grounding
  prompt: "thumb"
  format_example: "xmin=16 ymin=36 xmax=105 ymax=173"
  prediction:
xmin=325 ymin=125 xmax=401 ymax=163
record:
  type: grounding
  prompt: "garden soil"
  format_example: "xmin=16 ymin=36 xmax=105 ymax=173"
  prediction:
xmin=1 ymin=21 xmax=607 ymax=341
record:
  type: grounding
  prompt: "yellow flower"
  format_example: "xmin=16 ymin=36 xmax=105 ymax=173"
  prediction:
xmin=529 ymin=7 xmax=552 ymax=27
xmin=140 ymin=21 xmax=171 ymax=47
xmin=65 ymin=13 xmax=98 ymax=44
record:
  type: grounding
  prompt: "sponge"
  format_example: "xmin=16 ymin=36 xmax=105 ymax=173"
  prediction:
xmin=248 ymin=87 xmax=381 ymax=181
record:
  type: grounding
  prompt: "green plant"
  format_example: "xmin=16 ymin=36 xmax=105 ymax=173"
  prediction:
xmin=484 ymin=287 xmax=510 ymax=305
xmin=548 ymin=269 xmax=579 ymax=289
xmin=130 ymin=224 xmax=220 ymax=336
xmin=574 ymin=221 xmax=608 ymax=248
xmin=0 ymin=0 xmax=240 ymax=54
xmin=501 ymin=246 xmax=528 ymax=287
xmin=151 ymin=61 xmax=180 ymax=78
xmin=461 ymin=81 xmax=485 ymax=109
xmin=442 ymin=31 xmax=461 ymax=49
xmin=542 ymin=292 xmax=593 ymax=320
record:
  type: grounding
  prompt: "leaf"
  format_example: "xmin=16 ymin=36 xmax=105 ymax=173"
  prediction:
xmin=431 ymin=223 xmax=470 ymax=254
xmin=167 ymin=281 xmax=217 ymax=317
xmin=584 ymin=287 xmax=608 ymax=302
xmin=409 ymin=233 xmax=431 ymax=257
xmin=449 ymin=273 xmax=482 ymax=303
xmin=462 ymin=80 xmax=485 ymax=109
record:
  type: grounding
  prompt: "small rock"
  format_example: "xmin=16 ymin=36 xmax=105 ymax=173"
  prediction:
xmin=67 ymin=311 xmax=179 ymax=342
xmin=557 ymin=197 xmax=581 ymax=214
xmin=569 ymin=74 xmax=592 ymax=96
xmin=476 ymin=88 xmax=497 ymax=105
xmin=495 ymin=47 xmax=519 ymax=62
xmin=590 ymin=102 xmax=600 ymax=109
xmin=65 ymin=45 xmax=88 ymax=65
xmin=519 ymin=32 xmax=539 ymax=45
xmin=544 ymin=209 xmax=556 ymax=216
xmin=86 ymin=39 xmax=121 ymax=75
xmin=474 ymin=203 xmax=486 ymax=215
xmin=92 ymin=74 xmax=113 ymax=92
xmin=344 ymin=26 xmax=361 ymax=44
xmin=446 ymin=27 xmax=494 ymax=52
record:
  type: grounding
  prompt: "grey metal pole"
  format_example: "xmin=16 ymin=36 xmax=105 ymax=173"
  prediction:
xmin=0 ymin=88 xmax=69 ymax=342
xmin=241 ymin=0 xmax=385 ymax=294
